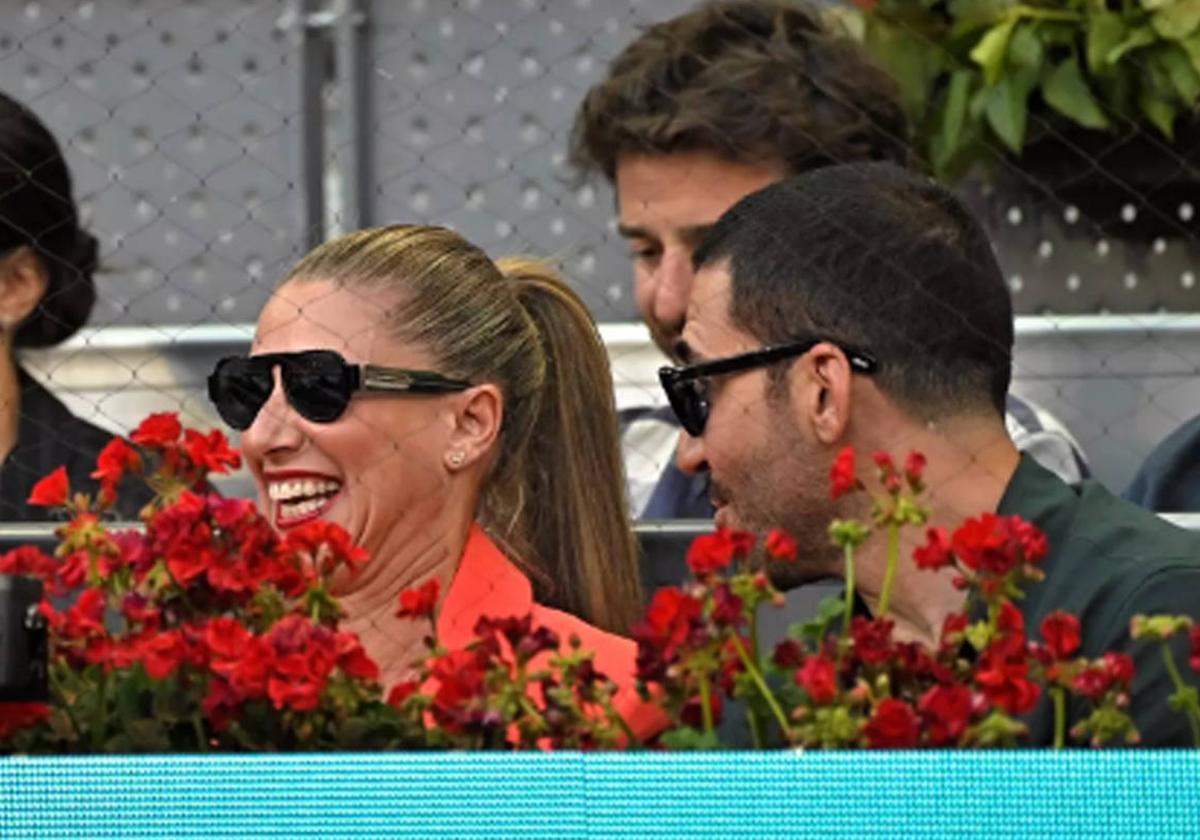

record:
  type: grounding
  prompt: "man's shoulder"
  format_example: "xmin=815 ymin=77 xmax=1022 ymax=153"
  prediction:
xmin=1124 ymin=413 xmax=1200 ymax=511
xmin=1036 ymin=474 xmax=1200 ymax=628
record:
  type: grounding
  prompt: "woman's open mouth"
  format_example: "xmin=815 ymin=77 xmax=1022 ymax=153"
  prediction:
xmin=267 ymin=477 xmax=343 ymax=529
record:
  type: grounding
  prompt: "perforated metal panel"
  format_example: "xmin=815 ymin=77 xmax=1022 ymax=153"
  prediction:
xmin=0 ymin=0 xmax=307 ymax=327
xmin=360 ymin=0 xmax=696 ymax=322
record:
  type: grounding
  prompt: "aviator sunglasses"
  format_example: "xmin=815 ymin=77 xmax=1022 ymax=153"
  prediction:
xmin=208 ymin=349 xmax=473 ymax=431
xmin=658 ymin=336 xmax=880 ymax=437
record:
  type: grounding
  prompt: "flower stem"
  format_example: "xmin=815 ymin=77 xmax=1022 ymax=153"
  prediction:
xmin=731 ymin=635 xmax=794 ymax=743
xmin=842 ymin=543 xmax=856 ymax=639
xmin=1160 ymin=641 xmax=1200 ymax=747
xmin=1052 ymin=686 xmax=1066 ymax=749
xmin=698 ymin=674 xmax=715 ymax=735
xmin=90 ymin=670 xmax=108 ymax=752
xmin=601 ymin=694 xmax=640 ymax=748
xmin=48 ymin=665 xmax=82 ymax=741
xmin=192 ymin=714 xmax=208 ymax=752
xmin=877 ymin=523 xmax=899 ymax=617
xmin=746 ymin=602 xmax=765 ymax=747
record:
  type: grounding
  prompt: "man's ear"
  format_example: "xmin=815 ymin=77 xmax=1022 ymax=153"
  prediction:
xmin=0 ymin=247 xmax=49 ymax=330
xmin=792 ymin=342 xmax=854 ymax=445
xmin=443 ymin=383 xmax=503 ymax=472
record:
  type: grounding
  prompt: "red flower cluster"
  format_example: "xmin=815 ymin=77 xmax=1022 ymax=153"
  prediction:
xmin=686 ymin=527 xmax=755 ymax=576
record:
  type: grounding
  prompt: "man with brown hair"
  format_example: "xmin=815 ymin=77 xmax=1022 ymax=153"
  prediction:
xmin=570 ymin=0 xmax=1088 ymax=529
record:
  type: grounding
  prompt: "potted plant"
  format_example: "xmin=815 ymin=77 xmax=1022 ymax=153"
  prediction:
xmin=839 ymin=0 xmax=1200 ymax=237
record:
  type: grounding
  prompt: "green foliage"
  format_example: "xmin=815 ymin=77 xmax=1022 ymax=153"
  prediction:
xmin=837 ymin=0 xmax=1200 ymax=180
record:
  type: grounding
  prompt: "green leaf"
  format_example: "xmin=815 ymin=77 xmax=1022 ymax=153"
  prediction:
xmin=1183 ymin=33 xmax=1200 ymax=75
xmin=984 ymin=76 xmax=1030 ymax=151
xmin=790 ymin=594 xmax=846 ymax=644
xmin=939 ymin=70 xmax=975 ymax=164
xmin=971 ymin=17 xmax=1019 ymax=85
xmin=1152 ymin=0 xmax=1200 ymax=40
xmin=1158 ymin=43 xmax=1200 ymax=101
xmin=1108 ymin=26 xmax=1158 ymax=63
xmin=865 ymin=22 xmax=940 ymax=119
xmin=950 ymin=0 xmax=1014 ymax=23
xmin=1008 ymin=24 xmax=1044 ymax=71
xmin=660 ymin=727 xmax=723 ymax=750
xmin=1087 ymin=11 xmax=1129 ymax=73
xmin=1138 ymin=92 xmax=1179 ymax=136
xmin=1042 ymin=56 xmax=1112 ymax=129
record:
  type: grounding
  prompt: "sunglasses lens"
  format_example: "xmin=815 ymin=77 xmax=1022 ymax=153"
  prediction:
xmin=662 ymin=373 xmax=706 ymax=437
xmin=209 ymin=358 xmax=273 ymax=431
xmin=281 ymin=352 xmax=353 ymax=424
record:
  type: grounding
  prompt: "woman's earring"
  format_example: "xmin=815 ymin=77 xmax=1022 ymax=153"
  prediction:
xmin=446 ymin=451 xmax=466 ymax=469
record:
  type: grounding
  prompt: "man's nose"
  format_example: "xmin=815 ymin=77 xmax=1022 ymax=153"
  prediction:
xmin=652 ymin=250 xmax=694 ymax=342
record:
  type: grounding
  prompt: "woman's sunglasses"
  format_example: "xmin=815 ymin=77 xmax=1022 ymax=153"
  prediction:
xmin=207 ymin=349 xmax=473 ymax=431
xmin=658 ymin=337 xmax=879 ymax=437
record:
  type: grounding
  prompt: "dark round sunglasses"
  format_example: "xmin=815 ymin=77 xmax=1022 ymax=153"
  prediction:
xmin=207 ymin=349 xmax=473 ymax=431
xmin=658 ymin=337 xmax=879 ymax=437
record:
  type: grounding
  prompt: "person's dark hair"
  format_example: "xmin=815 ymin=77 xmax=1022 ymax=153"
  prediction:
xmin=694 ymin=162 xmax=1013 ymax=419
xmin=569 ymin=0 xmax=910 ymax=183
xmin=0 ymin=91 xmax=97 ymax=348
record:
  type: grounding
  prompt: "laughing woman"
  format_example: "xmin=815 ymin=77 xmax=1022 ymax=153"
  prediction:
xmin=208 ymin=225 xmax=658 ymax=736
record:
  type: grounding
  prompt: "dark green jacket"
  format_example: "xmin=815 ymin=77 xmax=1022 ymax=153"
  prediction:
xmin=999 ymin=455 xmax=1200 ymax=747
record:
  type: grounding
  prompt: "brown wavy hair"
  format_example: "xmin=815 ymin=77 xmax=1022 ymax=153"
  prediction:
xmin=284 ymin=226 xmax=643 ymax=634
xmin=569 ymin=0 xmax=910 ymax=182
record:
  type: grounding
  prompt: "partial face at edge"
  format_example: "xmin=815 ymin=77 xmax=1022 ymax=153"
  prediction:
xmin=614 ymin=151 xmax=783 ymax=360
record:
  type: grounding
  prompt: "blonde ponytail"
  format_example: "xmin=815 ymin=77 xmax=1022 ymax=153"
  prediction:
xmin=491 ymin=257 xmax=643 ymax=633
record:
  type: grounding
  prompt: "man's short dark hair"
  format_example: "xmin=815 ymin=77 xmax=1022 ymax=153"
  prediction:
xmin=694 ymin=162 xmax=1014 ymax=420
xmin=569 ymin=0 xmax=910 ymax=183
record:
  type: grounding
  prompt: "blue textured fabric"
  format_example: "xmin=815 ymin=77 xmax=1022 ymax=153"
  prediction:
xmin=2 ymin=752 xmax=1198 ymax=838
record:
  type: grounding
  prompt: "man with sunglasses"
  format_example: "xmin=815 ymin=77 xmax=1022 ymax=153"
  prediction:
xmin=569 ymin=0 xmax=1089 ymax=529
xmin=664 ymin=161 xmax=1200 ymax=746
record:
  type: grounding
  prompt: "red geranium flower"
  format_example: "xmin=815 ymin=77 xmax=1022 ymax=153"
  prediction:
xmin=1191 ymin=625 xmax=1200 ymax=672
xmin=0 ymin=702 xmax=52 ymax=740
xmin=864 ymin=698 xmax=920 ymax=748
xmin=182 ymin=428 xmax=241 ymax=474
xmin=829 ymin=446 xmax=859 ymax=500
xmin=396 ymin=578 xmax=441 ymax=620
xmin=91 ymin=438 xmax=141 ymax=503
xmin=130 ymin=412 xmax=182 ymax=447
xmin=686 ymin=527 xmax=755 ymax=575
xmin=28 ymin=466 xmax=68 ymax=507
xmin=996 ymin=601 xmax=1025 ymax=639
xmin=904 ymin=451 xmax=927 ymax=490
xmin=913 ymin=526 xmax=953 ymax=570
xmin=851 ymin=616 xmax=895 ymax=665
xmin=974 ymin=637 xmax=1041 ymax=715
xmin=796 ymin=654 xmax=838 ymax=704
xmin=335 ymin=632 xmax=380 ymax=682
xmin=633 ymin=586 xmax=703 ymax=661
xmin=0 ymin=545 xmax=57 ymax=583
xmin=139 ymin=630 xmax=187 ymax=680
xmin=1040 ymin=611 xmax=1081 ymax=659
xmin=386 ymin=680 xmax=420 ymax=709
xmin=764 ymin=529 xmax=798 ymax=563
xmin=919 ymin=684 xmax=974 ymax=746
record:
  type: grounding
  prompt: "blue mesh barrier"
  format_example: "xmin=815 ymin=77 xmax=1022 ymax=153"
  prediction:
xmin=2 ymin=751 xmax=1198 ymax=838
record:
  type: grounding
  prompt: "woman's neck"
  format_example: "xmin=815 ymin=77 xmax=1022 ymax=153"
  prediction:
xmin=335 ymin=505 xmax=474 ymax=686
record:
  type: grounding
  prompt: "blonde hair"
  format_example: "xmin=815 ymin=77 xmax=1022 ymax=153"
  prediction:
xmin=282 ymin=225 xmax=643 ymax=634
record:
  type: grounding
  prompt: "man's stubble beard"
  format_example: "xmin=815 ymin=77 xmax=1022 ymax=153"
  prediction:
xmin=730 ymin=413 xmax=845 ymax=592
